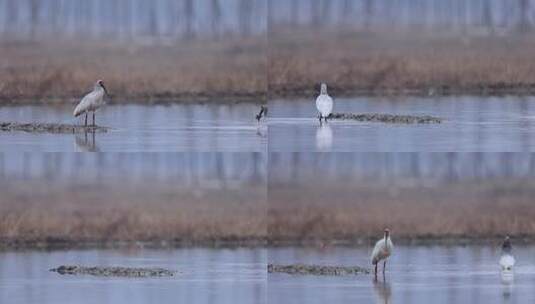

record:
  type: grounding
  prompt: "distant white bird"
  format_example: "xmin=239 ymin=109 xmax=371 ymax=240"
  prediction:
xmin=74 ymin=80 xmax=108 ymax=126
xmin=315 ymin=83 xmax=333 ymax=123
xmin=499 ymin=236 xmax=515 ymax=272
xmin=371 ymin=228 xmax=394 ymax=277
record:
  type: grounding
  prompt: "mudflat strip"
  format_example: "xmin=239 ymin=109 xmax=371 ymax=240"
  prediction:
xmin=329 ymin=113 xmax=442 ymax=124
xmin=50 ymin=265 xmax=176 ymax=278
xmin=268 ymin=264 xmax=370 ymax=276
xmin=0 ymin=122 xmax=108 ymax=133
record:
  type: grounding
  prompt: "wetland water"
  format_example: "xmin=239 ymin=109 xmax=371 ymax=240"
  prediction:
xmin=269 ymin=96 xmax=535 ymax=152
xmin=0 ymin=104 xmax=266 ymax=152
xmin=269 ymin=246 xmax=535 ymax=304
xmin=0 ymin=248 xmax=266 ymax=304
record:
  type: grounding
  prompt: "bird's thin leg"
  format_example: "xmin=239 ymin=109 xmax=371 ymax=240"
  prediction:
xmin=374 ymin=263 xmax=378 ymax=277
xmin=318 ymin=114 xmax=322 ymax=122
xmin=84 ymin=113 xmax=88 ymax=126
xmin=92 ymin=112 xmax=95 ymax=126
xmin=383 ymin=260 xmax=386 ymax=275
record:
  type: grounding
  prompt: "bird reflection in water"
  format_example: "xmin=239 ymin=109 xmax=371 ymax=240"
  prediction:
xmin=74 ymin=130 xmax=100 ymax=152
xmin=256 ymin=125 xmax=267 ymax=138
xmin=316 ymin=123 xmax=332 ymax=150
xmin=373 ymin=277 xmax=392 ymax=304
xmin=501 ymin=271 xmax=514 ymax=301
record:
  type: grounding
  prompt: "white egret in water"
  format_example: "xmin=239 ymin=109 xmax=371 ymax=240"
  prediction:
xmin=74 ymin=80 xmax=109 ymax=126
xmin=315 ymin=83 xmax=333 ymax=123
xmin=499 ymin=236 xmax=515 ymax=272
xmin=371 ymin=228 xmax=394 ymax=277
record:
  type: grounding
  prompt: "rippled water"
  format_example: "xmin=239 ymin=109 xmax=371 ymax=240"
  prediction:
xmin=268 ymin=96 xmax=535 ymax=152
xmin=0 ymin=104 xmax=267 ymax=152
xmin=0 ymin=248 xmax=266 ymax=304
xmin=269 ymin=246 xmax=535 ymax=304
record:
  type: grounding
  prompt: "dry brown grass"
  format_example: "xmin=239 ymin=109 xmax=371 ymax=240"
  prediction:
xmin=269 ymin=28 xmax=535 ymax=97
xmin=268 ymin=179 xmax=535 ymax=243
xmin=0 ymin=181 xmax=266 ymax=247
xmin=0 ymin=37 xmax=266 ymax=103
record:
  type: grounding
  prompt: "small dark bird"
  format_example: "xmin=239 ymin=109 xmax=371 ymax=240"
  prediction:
xmin=500 ymin=236 xmax=515 ymax=271
xmin=256 ymin=105 xmax=267 ymax=122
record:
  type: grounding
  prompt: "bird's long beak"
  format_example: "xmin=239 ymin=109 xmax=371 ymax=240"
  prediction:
xmin=101 ymin=83 xmax=109 ymax=96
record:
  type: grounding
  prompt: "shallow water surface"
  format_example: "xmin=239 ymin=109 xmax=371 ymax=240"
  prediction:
xmin=269 ymin=246 xmax=535 ymax=304
xmin=0 ymin=248 xmax=266 ymax=304
xmin=269 ymin=96 xmax=535 ymax=152
xmin=0 ymin=104 xmax=267 ymax=152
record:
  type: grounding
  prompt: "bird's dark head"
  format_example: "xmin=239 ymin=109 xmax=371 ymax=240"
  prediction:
xmin=502 ymin=235 xmax=512 ymax=253
xmin=96 ymin=79 xmax=109 ymax=96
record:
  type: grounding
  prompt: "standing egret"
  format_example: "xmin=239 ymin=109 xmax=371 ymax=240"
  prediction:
xmin=315 ymin=83 xmax=333 ymax=123
xmin=499 ymin=236 xmax=515 ymax=272
xmin=256 ymin=105 xmax=267 ymax=122
xmin=74 ymin=80 xmax=109 ymax=126
xmin=371 ymin=228 xmax=394 ymax=277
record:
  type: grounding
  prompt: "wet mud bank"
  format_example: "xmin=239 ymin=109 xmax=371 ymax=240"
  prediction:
xmin=0 ymin=122 xmax=109 ymax=133
xmin=50 ymin=265 xmax=176 ymax=278
xmin=268 ymin=264 xmax=369 ymax=276
xmin=329 ymin=112 xmax=442 ymax=124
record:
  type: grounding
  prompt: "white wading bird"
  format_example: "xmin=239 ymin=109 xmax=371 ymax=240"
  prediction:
xmin=315 ymin=83 xmax=333 ymax=123
xmin=371 ymin=228 xmax=394 ymax=277
xmin=499 ymin=236 xmax=515 ymax=272
xmin=74 ymin=80 xmax=109 ymax=126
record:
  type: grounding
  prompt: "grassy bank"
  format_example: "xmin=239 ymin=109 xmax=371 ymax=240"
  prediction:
xmin=268 ymin=28 xmax=535 ymax=97
xmin=268 ymin=179 xmax=535 ymax=245
xmin=3 ymin=178 xmax=535 ymax=249
xmin=0 ymin=37 xmax=266 ymax=104
xmin=0 ymin=181 xmax=266 ymax=249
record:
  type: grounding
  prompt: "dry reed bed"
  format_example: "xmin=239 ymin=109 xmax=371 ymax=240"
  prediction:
xmin=3 ymin=178 xmax=535 ymax=248
xmin=0 ymin=181 xmax=266 ymax=248
xmin=268 ymin=179 xmax=535 ymax=244
xmin=269 ymin=28 xmax=535 ymax=97
xmin=0 ymin=37 xmax=266 ymax=103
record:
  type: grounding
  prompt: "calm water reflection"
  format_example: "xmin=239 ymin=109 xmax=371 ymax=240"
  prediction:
xmin=0 ymin=153 xmax=266 ymax=187
xmin=269 ymin=153 xmax=535 ymax=184
xmin=0 ymin=104 xmax=266 ymax=152
xmin=268 ymin=246 xmax=535 ymax=304
xmin=269 ymin=96 xmax=535 ymax=152
xmin=0 ymin=248 xmax=266 ymax=304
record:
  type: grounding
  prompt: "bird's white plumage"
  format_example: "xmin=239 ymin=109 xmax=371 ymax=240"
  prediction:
xmin=73 ymin=82 xmax=106 ymax=117
xmin=315 ymin=94 xmax=333 ymax=117
xmin=500 ymin=254 xmax=515 ymax=271
xmin=371 ymin=237 xmax=394 ymax=265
